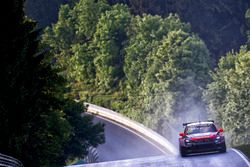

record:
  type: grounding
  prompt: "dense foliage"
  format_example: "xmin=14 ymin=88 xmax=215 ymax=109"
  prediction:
xmin=23 ymin=0 xmax=250 ymax=154
xmin=109 ymin=0 xmax=250 ymax=62
xmin=0 ymin=0 xmax=104 ymax=166
xmin=93 ymin=4 xmax=131 ymax=89
xmin=25 ymin=0 xmax=250 ymax=61
xmin=121 ymin=14 xmax=211 ymax=135
xmin=203 ymin=9 xmax=250 ymax=146
xmin=204 ymin=47 xmax=250 ymax=146
xmin=43 ymin=0 xmax=211 ymax=138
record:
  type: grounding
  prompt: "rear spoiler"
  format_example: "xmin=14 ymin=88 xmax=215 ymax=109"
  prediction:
xmin=183 ymin=120 xmax=214 ymax=126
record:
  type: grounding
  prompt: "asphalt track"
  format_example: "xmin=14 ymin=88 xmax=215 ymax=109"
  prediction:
xmin=86 ymin=117 xmax=250 ymax=167
xmin=95 ymin=116 xmax=164 ymax=161
xmin=67 ymin=104 xmax=250 ymax=167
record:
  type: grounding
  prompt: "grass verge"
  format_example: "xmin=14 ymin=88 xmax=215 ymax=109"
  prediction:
xmin=235 ymin=144 xmax=250 ymax=159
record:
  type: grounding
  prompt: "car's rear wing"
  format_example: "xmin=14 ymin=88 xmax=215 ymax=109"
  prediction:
xmin=183 ymin=120 xmax=214 ymax=126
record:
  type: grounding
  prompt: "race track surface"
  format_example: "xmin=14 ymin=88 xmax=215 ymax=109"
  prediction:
xmin=87 ymin=117 xmax=250 ymax=167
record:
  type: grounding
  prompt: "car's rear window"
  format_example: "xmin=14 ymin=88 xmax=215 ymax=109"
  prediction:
xmin=185 ymin=124 xmax=217 ymax=134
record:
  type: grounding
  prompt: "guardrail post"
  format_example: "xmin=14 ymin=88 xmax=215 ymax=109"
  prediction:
xmin=0 ymin=153 xmax=24 ymax=167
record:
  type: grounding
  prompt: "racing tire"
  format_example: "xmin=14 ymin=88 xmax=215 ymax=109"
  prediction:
xmin=219 ymin=142 xmax=226 ymax=153
xmin=179 ymin=146 xmax=187 ymax=157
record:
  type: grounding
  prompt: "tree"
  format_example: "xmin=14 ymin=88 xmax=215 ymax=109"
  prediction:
xmin=42 ymin=0 xmax=110 ymax=99
xmin=0 ymin=9 xmax=69 ymax=166
xmin=93 ymin=4 xmax=131 ymax=90
xmin=25 ymin=0 xmax=250 ymax=62
xmin=41 ymin=0 xmax=211 ymax=139
xmin=60 ymin=102 xmax=105 ymax=165
xmin=109 ymin=0 xmax=250 ymax=62
xmin=124 ymin=14 xmax=190 ymax=94
xmin=204 ymin=47 xmax=250 ymax=146
xmin=0 ymin=1 xmax=104 ymax=166
xmin=122 ymin=14 xmax=193 ymax=125
xmin=137 ymin=29 xmax=211 ymax=134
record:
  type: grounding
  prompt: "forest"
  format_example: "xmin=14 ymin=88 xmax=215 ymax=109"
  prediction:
xmin=1 ymin=0 xmax=250 ymax=166
xmin=40 ymin=0 xmax=250 ymax=145
xmin=1 ymin=0 xmax=104 ymax=166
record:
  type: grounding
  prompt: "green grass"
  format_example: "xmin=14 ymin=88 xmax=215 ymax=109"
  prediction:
xmin=235 ymin=145 xmax=250 ymax=159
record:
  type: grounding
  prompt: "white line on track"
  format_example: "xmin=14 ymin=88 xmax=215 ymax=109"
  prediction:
xmin=231 ymin=148 xmax=250 ymax=167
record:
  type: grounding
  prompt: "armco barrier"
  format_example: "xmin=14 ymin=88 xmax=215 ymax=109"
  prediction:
xmin=84 ymin=103 xmax=178 ymax=155
xmin=0 ymin=153 xmax=23 ymax=167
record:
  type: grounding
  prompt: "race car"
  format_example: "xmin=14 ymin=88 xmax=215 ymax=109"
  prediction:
xmin=179 ymin=120 xmax=226 ymax=157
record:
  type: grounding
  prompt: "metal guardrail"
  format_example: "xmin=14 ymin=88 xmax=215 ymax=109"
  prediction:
xmin=84 ymin=103 xmax=178 ymax=156
xmin=0 ymin=153 xmax=24 ymax=167
xmin=84 ymin=147 xmax=99 ymax=163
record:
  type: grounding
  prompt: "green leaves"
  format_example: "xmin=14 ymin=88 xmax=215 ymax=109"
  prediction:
xmin=204 ymin=47 xmax=250 ymax=145
xmin=73 ymin=0 xmax=110 ymax=39
xmin=1 ymin=1 xmax=105 ymax=166
xmin=213 ymin=13 xmax=250 ymax=145
xmin=93 ymin=4 xmax=131 ymax=89
xmin=28 ymin=0 xmax=250 ymax=153
xmin=42 ymin=0 xmax=111 ymax=99
xmin=63 ymin=101 xmax=105 ymax=161
xmin=138 ymin=29 xmax=211 ymax=132
xmin=43 ymin=0 xmax=212 ymax=138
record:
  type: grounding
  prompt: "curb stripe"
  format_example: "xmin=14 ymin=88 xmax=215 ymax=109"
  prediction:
xmin=231 ymin=148 xmax=250 ymax=167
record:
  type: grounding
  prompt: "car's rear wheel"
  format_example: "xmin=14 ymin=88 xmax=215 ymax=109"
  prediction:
xmin=220 ymin=142 xmax=226 ymax=153
xmin=179 ymin=146 xmax=187 ymax=157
